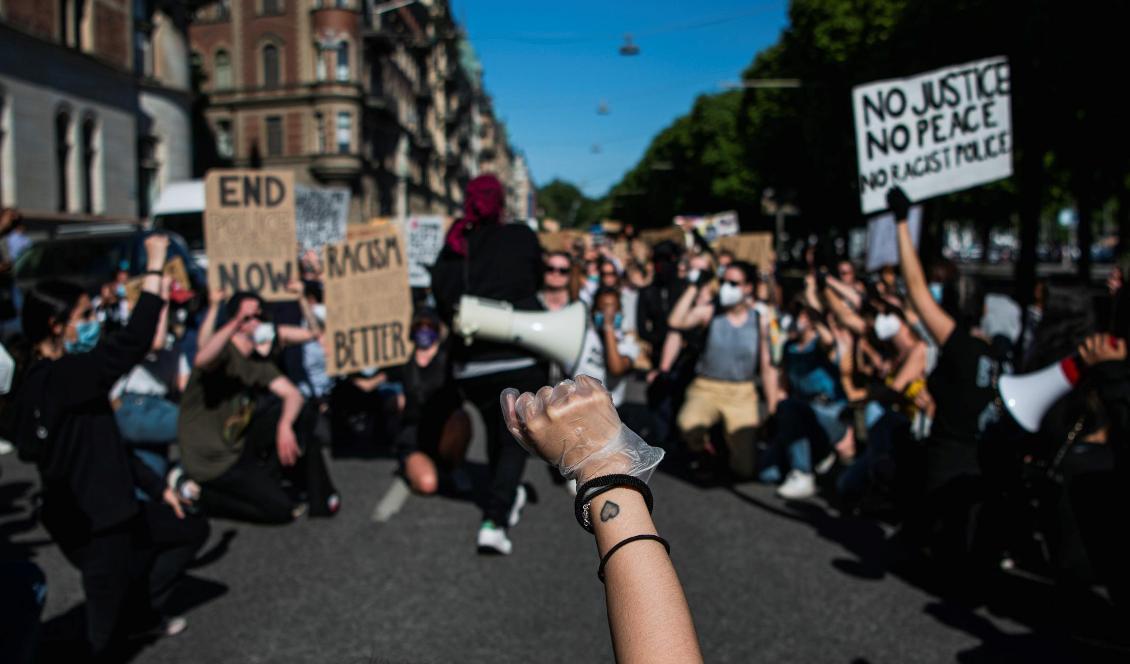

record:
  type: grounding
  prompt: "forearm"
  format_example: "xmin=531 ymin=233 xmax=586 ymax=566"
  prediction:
xmin=195 ymin=317 xmax=240 ymax=369
xmin=826 ymin=276 xmax=861 ymax=309
xmin=277 ymin=386 xmax=305 ymax=433
xmin=152 ymin=302 xmax=170 ymax=351
xmin=667 ymin=286 xmax=698 ymax=330
xmin=591 ymin=489 xmax=702 ymax=664
xmin=198 ymin=303 xmax=221 ymax=350
xmin=659 ymin=331 xmax=682 ymax=373
xmin=603 ymin=329 xmax=632 ymax=377
xmin=897 ymin=222 xmax=954 ymax=343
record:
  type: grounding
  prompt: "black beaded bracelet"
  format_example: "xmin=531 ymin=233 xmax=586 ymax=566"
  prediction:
xmin=574 ymin=474 xmax=654 ymax=533
xmin=598 ymin=534 xmax=670 ymax=583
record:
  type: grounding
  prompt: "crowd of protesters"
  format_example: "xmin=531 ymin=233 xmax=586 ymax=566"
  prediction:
xmin=0 ymin=178 xmax=1128 ymax=658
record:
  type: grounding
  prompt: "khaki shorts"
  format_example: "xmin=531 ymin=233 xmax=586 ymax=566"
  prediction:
xmin=676 ymin=376 xmax=760 ymax=477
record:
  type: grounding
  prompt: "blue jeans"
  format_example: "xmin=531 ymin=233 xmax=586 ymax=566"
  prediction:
xmin=759 ymin=397 xmax=846 ymax=481
xmin=837 ymin=409 xmax=910 ymax=500
xmin=116 ymin=394 xmax=179 ymax=499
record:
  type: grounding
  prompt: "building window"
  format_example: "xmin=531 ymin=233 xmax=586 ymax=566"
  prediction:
xmin=59 ymin=0 xmax=69 ymax=44
xmin=216 ymin=119 xmax=234 ymax=158
xmin=262 ymin=44 xmax=280 ymax=88
xmin=0 ymin=93 xmax=8 ymax=207
xmin=55 ymin=111 xmax=71 ymax=212
xmin=81 ymin=117 xmax=97 ymax=214
xmin=214 ymin=49 xmax=232 ymax=89
xmin=262 ymin=0 xmax=281 ymax=14
xmin=315 ymin=46 xmax=326 ymax=81
xmin=138 ymin=135 xmax=158 ymax=218
xmin=266 ymin=116 xmax=283 ymax=156
xmin=216 ymin=0 xmax=230 ymax=20
xmin=335 ymin=42 xmax=350 ymax=82
xmin=334 ymin=0 xmax=347 ymax=8
xmin=314 ymin=112 xmax=326 ymax=154
xmin=335 ymin=111 xmax=351 ymax=154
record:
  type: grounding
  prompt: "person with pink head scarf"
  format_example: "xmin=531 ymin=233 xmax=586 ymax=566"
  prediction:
xmin=431 ymin=174 xmax=549 ymax=555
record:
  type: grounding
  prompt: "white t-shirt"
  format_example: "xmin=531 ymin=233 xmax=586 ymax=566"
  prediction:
xmin=112 ymin=348 xmax=190 ymax=400
xmin=573 ymin=327 xmax=639 ymax=407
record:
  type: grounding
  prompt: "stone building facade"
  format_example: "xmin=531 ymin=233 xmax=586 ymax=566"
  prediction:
xmin=189 ymin=0 xmax=523 ymax=222
xmin=0 ymin=0 xmax=192 ymax=222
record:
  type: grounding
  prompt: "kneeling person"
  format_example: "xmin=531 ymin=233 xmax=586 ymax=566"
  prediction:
xmin=178 ymin=292 xmax=338 ymax=523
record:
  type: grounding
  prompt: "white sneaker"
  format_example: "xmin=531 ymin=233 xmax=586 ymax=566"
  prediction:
xmin=508 ymin=484 xmax=527 ymax=528
xmin=776 ymin=470 xmax=816 ymax=500
xmin=476 ymin=520 xmax=512 ymax=555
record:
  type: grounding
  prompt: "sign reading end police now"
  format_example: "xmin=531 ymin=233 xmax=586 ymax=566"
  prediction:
xmin=204 ymin=169 xmax=298 ymax=301
xmin=852 ymin=56 xmax=1013 ymax=214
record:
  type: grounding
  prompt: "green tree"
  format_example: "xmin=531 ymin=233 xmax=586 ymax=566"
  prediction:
xmin=537 ymin=179 xmax=601 ymax=229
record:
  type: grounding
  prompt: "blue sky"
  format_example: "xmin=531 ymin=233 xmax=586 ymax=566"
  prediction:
xmin=457 ymin=1 xmax=790 ymax=198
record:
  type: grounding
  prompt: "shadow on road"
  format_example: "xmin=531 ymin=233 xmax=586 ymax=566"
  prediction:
xmin=720 ymin=482 xmax=1130 ymax=663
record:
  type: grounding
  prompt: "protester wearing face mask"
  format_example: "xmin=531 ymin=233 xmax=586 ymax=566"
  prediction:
xmin=888 ymin=186 xmax=1005 ymax=575
xmin=757 ymin=302 xmax=846 ymax=498
xmin=574 ymin=287 xmax=640 ymax=409
xmin=10 ymin=234 xmax=208 ymax=653
xmin=391 ymin=309 xmax=470 ymax=495
xmin=668 ymin=261 xmax=780 ymax=478
xmin=178 ymin=291 xmax=340 ymax=524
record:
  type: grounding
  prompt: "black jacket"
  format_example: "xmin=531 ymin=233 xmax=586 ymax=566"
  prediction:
xmin=16 ymin=292 xmax=164 ymax=542
xmin=431 ymin=223 xmax=544 ymax=366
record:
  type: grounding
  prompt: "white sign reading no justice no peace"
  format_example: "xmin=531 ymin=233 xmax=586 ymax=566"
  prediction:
xmin=852 ymin=56 xmax=1013 ymax=214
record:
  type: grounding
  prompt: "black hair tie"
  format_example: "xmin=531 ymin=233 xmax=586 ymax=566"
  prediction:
xmin=598 ymin=534 xmax=670 ymax=583
xmin=574 ymin=474 xmax=653 ymax=533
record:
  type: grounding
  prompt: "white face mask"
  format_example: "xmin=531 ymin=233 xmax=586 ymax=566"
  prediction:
xmin=252 ymin=322 xmax=276 ymax=346
xmin=873 ymin=313 xmax=901 ymax=341
xmin=687 ymin=268 xmax=702 ymax=284
xmin=718 ymin=282 xmax=744 ymax=308
xmin=312 ymin=303 xmax=327 ymax=323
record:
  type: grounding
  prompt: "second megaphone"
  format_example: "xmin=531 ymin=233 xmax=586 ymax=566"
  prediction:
xmin=454 ymin=295 xmax=588 ymax=373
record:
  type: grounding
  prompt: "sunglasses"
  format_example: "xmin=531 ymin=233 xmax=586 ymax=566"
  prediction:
xmin=721 ymin=279 xmax=744 ymax=288
xmin=545 ymin=266 xmax=570 ymax=275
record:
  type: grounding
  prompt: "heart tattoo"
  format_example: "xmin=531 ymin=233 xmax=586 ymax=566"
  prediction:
xmin=600 ymin=501 xmax=620 ymax=522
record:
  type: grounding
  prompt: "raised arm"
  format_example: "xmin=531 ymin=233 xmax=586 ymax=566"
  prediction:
xmin=502 ymin=377 xmax=702 ymax=664
xmin=668 ymin=282 xmax=712 ymax=331
xmin=889 ymin=187 xmax=954 ymax=345
xmin=92 ymin=235 xmax=168 ymax=388
xmin=197 ymin=287 xmax=227 ymax=352
xmin=823 ymin=286 xmax=867 ymax=336
xmin=888 ymin=341 xmax=926 ymax=392
xmin=195 ymin=297 xmax=256 ymax=371
xmin=601 ymin=325 xmax=633 ymax=378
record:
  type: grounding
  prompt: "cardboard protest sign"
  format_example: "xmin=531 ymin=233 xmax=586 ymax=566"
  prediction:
xmin=402 ymin=215 xmax=450 ymax=288
xmin=716 ymin=233 xmax=774 ymax=271
xmin=853 ymin=56 xmax=1012 ymax=214
xmin=639 ymin=226 xmax=686 ymax=249
xmin=865 ymin=205 xmax=923 ymax=272
xmin=204 ymin=169 xmax=297 ymax=301
xmin=538 ymin=230 xmax=583 ymax=254
xmin=322 ymin=223 xmax=412 ymax=376
xmin=124 ymin=256 xmax=191 ymax=307
xmin=295 ymin=185 xmax=349 ymax=251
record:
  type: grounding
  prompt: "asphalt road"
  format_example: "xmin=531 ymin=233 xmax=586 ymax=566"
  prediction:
xmin=0 ymin=409 xmax=1123 ymax=663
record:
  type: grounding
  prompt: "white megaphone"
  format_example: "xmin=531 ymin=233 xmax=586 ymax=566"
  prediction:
xmin=454 ymin=295 xmax=589 ymax=373
xmin=998 ymin=356 xmax=1083 ymax=432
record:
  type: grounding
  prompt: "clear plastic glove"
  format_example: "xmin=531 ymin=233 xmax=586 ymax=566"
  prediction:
xmin=501 ymin=375 xmax=664 ymax=485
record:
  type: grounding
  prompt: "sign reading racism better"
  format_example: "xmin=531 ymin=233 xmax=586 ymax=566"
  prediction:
xmin=852 ymin=56 xmax=1012 ymax=214
xmin=295 ymin=185 xmax=350 ymax=251
xmin=322 ymin=223 xmax=413 ymax=376
xmin=402 ymin=215 xmax=450 ymax=288
xmin=204 ymin=169 xmax=298 ymax=301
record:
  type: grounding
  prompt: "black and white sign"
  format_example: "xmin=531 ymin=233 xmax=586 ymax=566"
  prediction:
xmin=296 ymin=185 xmax=350 ymax=251
xmin=865 ymin=205 xmax=922 ymax=272
xmin=403 ymin=215 xmax=448 ymax=288
xmin=853 ymin=56 xmax=1012 ymax=214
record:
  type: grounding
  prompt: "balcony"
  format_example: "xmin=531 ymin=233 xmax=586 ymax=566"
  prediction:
xmin=311 ymin=153 xmax=363 ymax=180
